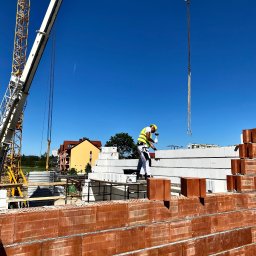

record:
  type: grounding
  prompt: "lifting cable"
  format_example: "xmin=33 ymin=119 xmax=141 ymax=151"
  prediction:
xmin=46 ymin=31 xmax=56 ymax=171
xmin=186 ymin=0 xmax=192 ymax=136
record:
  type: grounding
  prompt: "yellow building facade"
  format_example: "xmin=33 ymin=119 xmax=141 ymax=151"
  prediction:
xmin=70 ymin=140 xmax=100 ymax=172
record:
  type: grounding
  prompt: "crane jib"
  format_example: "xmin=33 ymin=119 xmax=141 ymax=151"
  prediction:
xmin=0 ymin=0 xmax=63 ymax=170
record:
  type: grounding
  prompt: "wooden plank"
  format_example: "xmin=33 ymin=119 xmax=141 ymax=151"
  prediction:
xmin=7 ymin=196 xmax=65 ymax=203
xmin=26 ymin=182 xmax=67 ymax=186
xmin=0 ymin=183 xmax=23 ymax=188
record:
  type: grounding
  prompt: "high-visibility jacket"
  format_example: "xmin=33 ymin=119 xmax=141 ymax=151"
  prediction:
xmin=137 ymin=127 xmax=151 ymax=147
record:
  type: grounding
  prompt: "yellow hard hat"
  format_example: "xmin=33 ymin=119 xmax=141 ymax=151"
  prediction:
xmin=150 ymin=124 xmax=158 ymax=130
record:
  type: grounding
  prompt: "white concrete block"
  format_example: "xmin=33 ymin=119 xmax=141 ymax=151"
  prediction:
xmin=155 ymin=147 xmax=239 ymax=159
xmin=101 ymin=147 xmax=117 ymax=153
xmin=0 ymin=199 xmax=7 ymax=209
xmin=150 ymin=167 xmax=231 ymax=179
xmin=0 ymin=190 xmax=7 ymax=199
xmin=152 ymin=158 xmax=231 ymax=169
xmin=96 ymin=159 xmax=139 ymax=167
xmin=207 ymin=180 xmax=227 ymax=193
xmin=92 ymin=166 xmax=124 ymax=174
xmin=98 ymin=152 xmax=119 ymax=160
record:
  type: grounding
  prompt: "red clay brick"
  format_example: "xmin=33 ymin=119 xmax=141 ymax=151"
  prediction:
xmin=128 ymin=201 xmax=151 ymax=226
xmin=236 ymin=176 xmax=255 ymax=192
xmin=147 ymin=178 xmax=171 ymax=201
xmin=181 ymin=178 xmax=200 ymax=197
xmin=227 ymin=175 xmax=235 ymax=191
xmin=149 ymin=201 xmax=171 ymax=222
xmin=169 ymin=196 xmax=179 ymax=219
xmin=96 ymin=203 xmax=128 ymax=230
xmin=14 ymin=210 xmax=59 ymax=243
xmin=158 ymin=243 xmax=183 ymax=255
xmin=0 ymin=214 xmax=15 ymax=245
xmin=42 ymin=236 xmax=82 ymax=256
xmin=5 ymin=242 xmax=42 ymax=256
xmin=243 ymin=129 xmax=252 ymax=143
xmin=182 ymin=241 xmax=196 ymax=256
xmin=170 ymin=220 xmax=192 ymax=242
xmin=231 ymin=159 xmax=241 ymax=175
xmin=246 ymin=193 xmax=256 ymax=208
xmin=241 ymin=159 xmax=256 ymax=175
xmin=239 ymin=143 xmax=249 ymax=158
xmin=194 ymin=237 xmax=208 ymax=255
xmin=246 ymin=244 xmax=256 ymax=255
xmin=178 ymin=197 xmax=205 ymax=217
xmin=248 ymin=143 xmax=256 ymax=159
xmin=204 ymin=194 xmax=219 ymax=214
xmin=129 ymin=249 xmax=159 ymax=256
xmin=116 ymin=226 xmax=145 ymax=254
xmin=82 ymin=231 xmax=116 ymax=256
xmin=199 ymin=178 xmax=206 ymax=198
xmin=164 ymin=179 xmax=171 ymax=200
xmin=147 ymin=178 xmax=156 ymax=200
xmin=252 ymin=128 xmax=256 ymax=143
xmin=211 ymin=213 xmax=230 ymax=233
xmin=191 ymin=216 xmax=211 ymax=237
xmin=252 ymin=226 xmax=256 ymax=243
xmin=145 ymin=223 xmax=170 ymax=247
xmin=216 ymin=194 xmax=235 ymax=213
xmin=59 ymin=207 xmax=96 ymax=236
xmin=233 ymin=193 xmax=248 ymax=209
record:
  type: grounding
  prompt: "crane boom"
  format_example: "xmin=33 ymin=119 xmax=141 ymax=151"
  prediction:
xmin=0 ymin=0 xmax=63 ymax=169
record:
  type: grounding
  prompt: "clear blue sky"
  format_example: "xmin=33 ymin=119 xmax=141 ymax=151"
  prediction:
xmin=0 ymin=1 xmax=255 ymax=155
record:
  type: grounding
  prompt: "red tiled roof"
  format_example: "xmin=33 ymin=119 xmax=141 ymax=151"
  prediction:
xmin=90 ymin=141 xmax=102 ymax=149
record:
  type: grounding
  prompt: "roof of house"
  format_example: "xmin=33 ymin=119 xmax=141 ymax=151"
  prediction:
xmin=90 ymin=141 xmax=102 ymax=149
xmin=58 ymin=140 xmax=80 ymax=152
xmin=58 ymin=138 xmax=102 ymax=153
xmin=70 ymin=139 xmax=102 ymax=151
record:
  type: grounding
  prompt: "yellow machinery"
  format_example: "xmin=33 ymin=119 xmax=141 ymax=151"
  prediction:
xmin=0 ymin=0 xmax=62 ymax=205
xmin=5 ymin=0 xmax=30 ymax=199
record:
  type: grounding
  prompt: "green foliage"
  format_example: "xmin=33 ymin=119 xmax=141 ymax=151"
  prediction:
xmin=21 ymin=154 xmax=46 ymax=168
xmin=21 ymin=154 xmax=58 ymax=170
xmin=105 ymin=132 xmax=139 ymax=159
xmin=68 ymin=168 xmax=77 ymax=176
xmin=85 ymin=163 xmax=92 ymax=174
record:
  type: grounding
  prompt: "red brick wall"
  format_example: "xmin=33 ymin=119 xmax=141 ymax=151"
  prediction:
xmin=0 ymin=193 xmax=255 ymax=255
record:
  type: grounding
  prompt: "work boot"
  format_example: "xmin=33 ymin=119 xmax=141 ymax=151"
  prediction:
xmin=145 ymin=174 xmax=153 ymax=180
xmin=137 ymin=174 xmax=143 ymax=180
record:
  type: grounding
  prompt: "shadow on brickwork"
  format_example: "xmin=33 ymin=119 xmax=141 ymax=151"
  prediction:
xmin=0 ymin=241 xmax=7 ymax=256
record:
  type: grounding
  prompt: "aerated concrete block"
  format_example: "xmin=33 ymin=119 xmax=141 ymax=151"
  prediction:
xmin=98 ymin=152 xmax=119 ymax=160
xmin=151 ymin=167 xmax=231 ymax=180
xmin=101 ymin=147 xmax=117 ymax=153
xmin=0 ymin=189 xmax=7 ymax=199
xmin=96 ymin=159 xmax=139 ymax=167
xmin=152 ymin=158 xmax=231 ymax=169
xmin=155 ymin=146 xmax=238 ymax=159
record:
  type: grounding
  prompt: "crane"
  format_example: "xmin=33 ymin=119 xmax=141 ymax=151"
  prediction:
xmin=0 ymin=0 xmax=63 ymax=190
xmin=4 ymin=0 xmax=31 ymax=198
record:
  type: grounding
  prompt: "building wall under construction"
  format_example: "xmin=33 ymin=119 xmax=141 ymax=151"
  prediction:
xmin=0 ymin=193 xmax=255 ymax=255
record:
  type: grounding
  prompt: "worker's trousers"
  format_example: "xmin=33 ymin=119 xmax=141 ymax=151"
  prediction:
xmin=137 ymin=145 xmax=151 ymax=176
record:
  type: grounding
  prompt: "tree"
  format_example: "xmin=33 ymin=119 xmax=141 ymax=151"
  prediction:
xmin=85 ymin=163 xmax=92 ymax=174
xmin=105 ymin=133 xmax=139 ymax=159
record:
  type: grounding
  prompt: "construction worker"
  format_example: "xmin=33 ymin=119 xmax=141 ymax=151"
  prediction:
xmin=137 ymin=124 xmax=158 ymax=179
